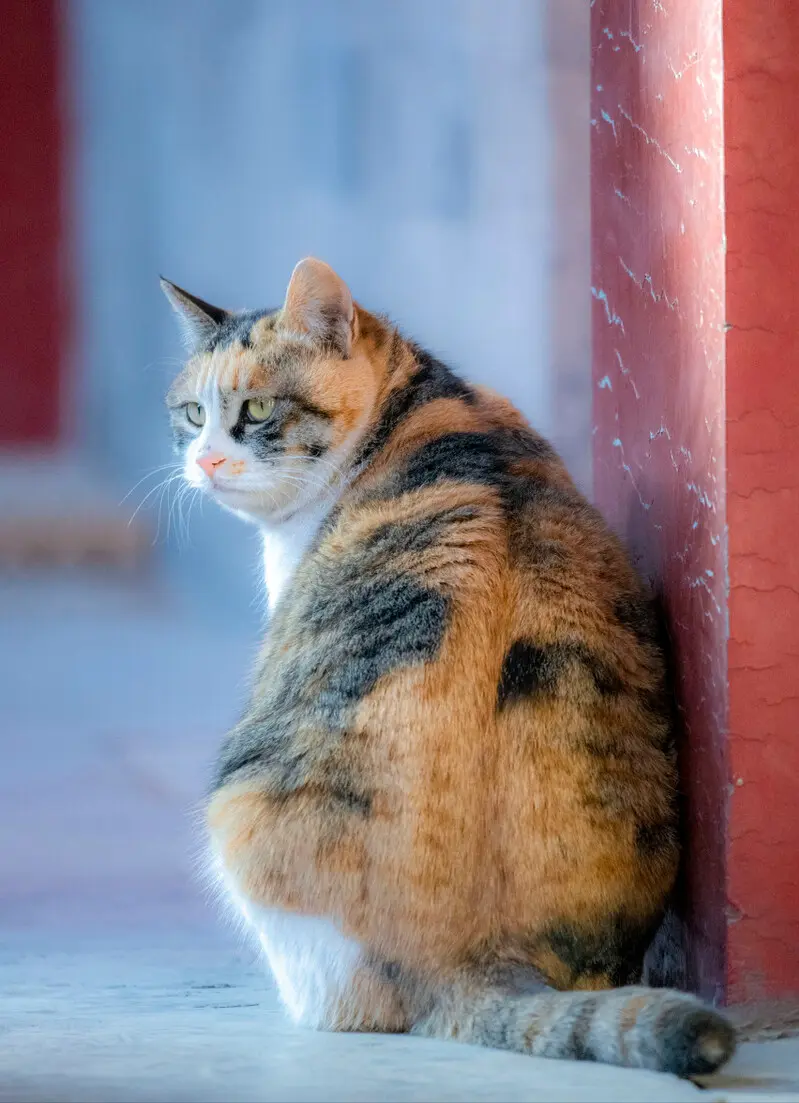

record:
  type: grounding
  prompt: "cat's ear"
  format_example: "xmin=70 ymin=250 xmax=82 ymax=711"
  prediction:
xmin=160 ymin=277 xmax=230 ymax=353
xmin=279 ymin=258 xmax=355 ymax=356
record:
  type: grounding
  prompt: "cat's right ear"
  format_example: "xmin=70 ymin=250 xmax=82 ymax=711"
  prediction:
xmin=279 ymin=258 xmax=355 ymax=356
xmin=160 ymin=278 xmax=230 ymax=353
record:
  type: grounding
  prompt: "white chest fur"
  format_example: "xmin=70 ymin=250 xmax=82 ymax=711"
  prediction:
xmin=260 ymin=499 xmax=332 ymax=611
xmin=239 ymin=901 xmax=362 ymax=1027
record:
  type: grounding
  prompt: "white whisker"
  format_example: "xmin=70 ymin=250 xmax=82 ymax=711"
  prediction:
xmin=154 ymin=473 xmax=183 ymax=545
xmin=119 ymin=463 xmax=182 ymax=506
xmin=128 ymin=472 xmax=183 ymax=527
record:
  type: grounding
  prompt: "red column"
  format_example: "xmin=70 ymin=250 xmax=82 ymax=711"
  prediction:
xmin=724 ymin=2 xmax=799 ymax=1004
xmin=0 ymin=0 xmax=66 ymax=445
xmin=593 ymin=0 xmax=799 ymax=1003
xmin=591 ymin=0 xmax=727 ymax=1001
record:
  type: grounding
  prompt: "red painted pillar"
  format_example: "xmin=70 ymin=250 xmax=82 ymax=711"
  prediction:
xmin=724 ymin=2 xmax=799 ymax=1004
xmin=592 ymin=0 xmax=799 ymax=1003
xmin=592 ymin=0 xmax=727 ymax=1002
xmin=0 ymin=0 xmax=66 ymax=446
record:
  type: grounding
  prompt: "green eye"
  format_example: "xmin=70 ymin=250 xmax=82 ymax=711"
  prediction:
xmin=186 ymin=402 xmax=205 ymax=427
xmin=245 ymin=397 xmax=276 ymax=423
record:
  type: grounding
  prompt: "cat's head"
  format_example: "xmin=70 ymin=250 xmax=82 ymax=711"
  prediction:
xmin=162 ymin=259 xmax=380 ymax=524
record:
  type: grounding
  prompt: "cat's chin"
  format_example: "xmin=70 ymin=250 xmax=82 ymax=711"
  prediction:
xmin=210 ymin=484 xmax=299 ymax=526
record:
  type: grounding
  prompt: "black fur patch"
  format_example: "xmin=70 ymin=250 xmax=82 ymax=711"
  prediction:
xmin=497 ymin=641 xmax=560 ymax=705
xmin=543 ymin=913 xmax=655 ymax=987
xmin=212 ymin=516 xmax=452 ymax=792
xmin=616 ymin=594 xmax=674 ymax=736
xmin=614 ymin=593 xmax=661 ymax=650
xmin=354 ymin=346 xmax=476 ymax=469
xmin=635 ymin=820 xmax=678 ymax=860
xmin=396 ymin=432 xmax=520 ymax=492
xmin=202 ymin=309 xmax=272 ymax=352
xmin=387 ymin=429 xmax=564 ymax=521
xmin=229 ymin=400 xmax=288 ymax=445
xmin=363 ymin=505 xmax=480 ymax=560
xmin=329 ymin=784 xmax=373 ymax=816
xmin=289 ymin=397 xmax=333 ymax=421
xmin=496 ymin=639 xmax=623 ymax=710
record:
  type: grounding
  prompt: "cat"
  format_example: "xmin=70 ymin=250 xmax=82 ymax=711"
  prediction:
xmin=162 ymin=258 xmax=735 ymax=1076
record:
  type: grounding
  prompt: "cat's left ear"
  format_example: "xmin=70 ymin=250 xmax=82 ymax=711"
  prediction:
xmin=160 ymin=278 xmax=230 ymax=353
xmin=279 ymin=258 xmax=355 ymax=356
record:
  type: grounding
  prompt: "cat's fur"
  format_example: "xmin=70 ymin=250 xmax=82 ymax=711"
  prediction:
xmin=163 ymin=258 xmax=734 ymax=1076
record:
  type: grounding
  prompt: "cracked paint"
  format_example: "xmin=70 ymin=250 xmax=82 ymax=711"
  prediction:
xmin=591 ymin=285 xmax=625 ymax=332
xmin=592 ymin=0 xmax=727 ymax=1002
xmin=614 ymin=349 xmax=640 ymax=399
xmin=617 ymin=106 xmax=684 ymax=173
xmin=619 ymin=258 xmax=679 ymax=310
xmin=619 ymin=29 xmax=644 ymax=54
xmin=600 ymin=108 xmax=618 ymax=138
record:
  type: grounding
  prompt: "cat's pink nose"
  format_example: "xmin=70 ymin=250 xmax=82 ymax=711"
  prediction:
xmin=197 ymin=451 xmax=227 ymax=479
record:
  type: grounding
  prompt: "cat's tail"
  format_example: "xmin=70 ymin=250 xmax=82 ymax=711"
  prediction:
xmin=413 ymin=984 xmax=735 ymax=1077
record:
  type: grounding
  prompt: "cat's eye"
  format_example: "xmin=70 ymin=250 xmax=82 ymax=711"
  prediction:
xmin=245 ymin=397 xmax=276 ymax=423
xmin=186 ymin=402 xmax=205 ymax=427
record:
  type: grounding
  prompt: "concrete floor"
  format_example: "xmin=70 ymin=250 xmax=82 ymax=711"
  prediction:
xmin=2 ymin=571 xmax=798 ymax=1102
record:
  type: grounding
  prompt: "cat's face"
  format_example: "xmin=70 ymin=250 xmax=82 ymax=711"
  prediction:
xmin=163 ymin=260 xmax=378 ymax=525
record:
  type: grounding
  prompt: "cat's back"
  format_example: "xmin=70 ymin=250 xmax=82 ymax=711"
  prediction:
xmin=338 ymin=363 xmax=679 ymax=985
xmin=262 ymin=354 xmax=670 ymax=764
xmin=225 ymin=347 xmax=677 ymax=984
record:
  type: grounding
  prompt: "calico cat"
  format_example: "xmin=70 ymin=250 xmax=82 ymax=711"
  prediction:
xmin=162 ymin=258 xmax=735 ymax=1076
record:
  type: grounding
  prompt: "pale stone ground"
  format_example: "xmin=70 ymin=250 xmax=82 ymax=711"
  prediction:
xmin=2 ymin=572 xmax=797 ymax=1102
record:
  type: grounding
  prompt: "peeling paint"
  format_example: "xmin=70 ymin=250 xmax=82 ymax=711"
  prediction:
xmin=649 ymin=422 xmax=672 ymax=442
xmin=614 ymin=349 xmax=640 ymax=398
xmin=591 ymin=286 xmax=625 ymax=332
xmin=669 ymin=51 xmax=701 ymax=81
xmin=619 ymin=30 xmax=644 ymax=53
xmin=617 ymin=106 xmax=684 ymax=173
xmin=619 ymin=258 xmax=679 ymax=310
xmin=600 ymin=109 xmax=618 ymax=139
xmin=611 ymin=437 xmax=652 ymax=511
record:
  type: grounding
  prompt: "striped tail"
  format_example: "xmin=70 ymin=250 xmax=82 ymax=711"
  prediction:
xmin=413 ymin=984 xmax=735 ymax=1077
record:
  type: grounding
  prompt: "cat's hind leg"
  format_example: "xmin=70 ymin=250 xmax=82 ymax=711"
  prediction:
xmin=209 ymin=783 xmax=409 ymax=1032
xmin=229 ymin=897 xmax=408 ymax=1032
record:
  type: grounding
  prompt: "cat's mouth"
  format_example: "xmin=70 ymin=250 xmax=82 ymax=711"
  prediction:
xmin=207 ymin=480 xmax=283 ymax=511
xmin=195 ymin=467 xmax=317 ymax=518
xmin=208 ymin=482 xmax=257 ymax=499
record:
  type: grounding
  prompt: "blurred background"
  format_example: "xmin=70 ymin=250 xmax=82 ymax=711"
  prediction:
xmin=1 ymin=0 xmax=588 ymax=937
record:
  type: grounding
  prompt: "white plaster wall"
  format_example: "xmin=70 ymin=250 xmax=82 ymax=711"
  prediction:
xmin=68 ymin=0 xmax=551 ymax=624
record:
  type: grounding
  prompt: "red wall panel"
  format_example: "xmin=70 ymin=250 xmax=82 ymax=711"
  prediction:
xmin=724 ymin=1 xmax=799 ymax=1003
xmin=0 ymin=0 xmax=65 ymax=445
xmin=591 ymin=0 xmax=727 ymax=1001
